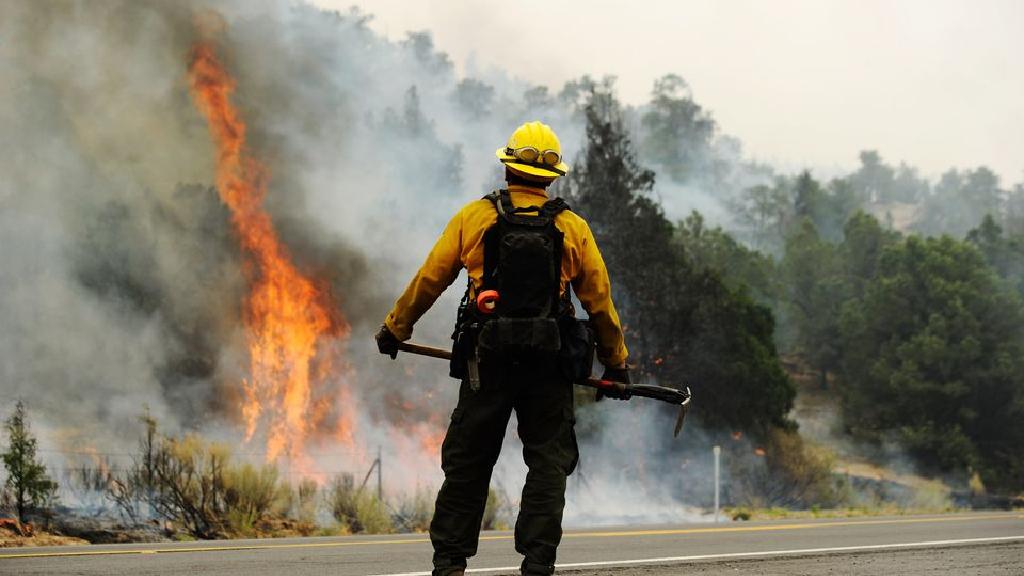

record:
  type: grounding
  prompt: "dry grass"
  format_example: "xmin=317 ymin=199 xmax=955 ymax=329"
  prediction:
xmin=0 ymin=519 xmax=89 ymax=548
xmin=327 ymin=473 xmax=392 ymax=534
xmin=724 ymin=503 xmax=964 ymax=521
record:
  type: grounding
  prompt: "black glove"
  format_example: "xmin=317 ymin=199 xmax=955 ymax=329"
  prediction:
xmin=375 ymin=324 xmax=400 ymax=359
xmin=596 ymin=365 xmax=631 ymax=401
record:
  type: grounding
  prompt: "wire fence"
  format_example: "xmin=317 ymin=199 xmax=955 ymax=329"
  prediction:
xmin=29 ymin=446 xmax=389 ymax=492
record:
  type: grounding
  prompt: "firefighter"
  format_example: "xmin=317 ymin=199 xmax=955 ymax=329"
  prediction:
xmin=375 ymin=121 xmax=629 ymax=576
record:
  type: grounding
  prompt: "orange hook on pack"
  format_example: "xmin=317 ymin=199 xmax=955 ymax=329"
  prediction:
xmin=476 ymin=290 xmax=500 ymax=314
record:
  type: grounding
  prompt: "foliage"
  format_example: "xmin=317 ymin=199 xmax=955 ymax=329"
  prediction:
xmin=639 ymin=74 xmax=716 ymax=184
xmin=780 ymin=219 xmax=844 ymax=387
xmin=560 ymin=81 xmax=1024 ymax=491
xmin=838 ymin=234 xmax=1024 ymax=489
xmin=848 ymin=150 xmax=929 ymax=204
xmin=731 ymin=171 xmax=861 ymax=254
xmin=222 ymin=463 xmax=290 ymax=536
xmin=109 ymin=409 xmax=158 ymax=524
xmin=108 ymin=416 xmax=295 ymax=538
xmin=729 ymin=429 xmax=838 ymax=508
xmin=453 ymin=78 xmax=494 ymax=120
xmin=729 ymin=180 xmax=793 ymax=254
xmin=967 ymin=214 xmax=1024 ymax=296
xmin=557 ymin=83 xmax=795 ymax=436
xmin=327 ymin=473 xmax=392 ymax=534
xmin=481 ymin=487 xmax=508 ymax=531
xmin=2 ymin=402 xmax=58 ymax=524
xmin=295 ymin=478 xmax=319 ymax=525
xmin=916 ymin=167 xmax=1005 ymax=238
xmin=393 ymin=485 xmax=434 ymax=533
xmin=145 ymin=434 xmax=232 ymax=538
xmin=675 ymin=211 xmax=779 ymax=304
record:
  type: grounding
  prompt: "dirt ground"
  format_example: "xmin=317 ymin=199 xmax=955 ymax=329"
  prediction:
xmin=1 ymin=531 xmax=89 ymax=548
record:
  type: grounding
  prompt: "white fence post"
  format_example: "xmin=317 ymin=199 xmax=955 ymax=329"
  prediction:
xmin=713 ymin=445 xmax=721 ymax=523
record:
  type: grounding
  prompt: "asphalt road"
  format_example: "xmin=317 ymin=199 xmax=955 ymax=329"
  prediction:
xmin=1 ymin=512 xmax=1021 ymax=575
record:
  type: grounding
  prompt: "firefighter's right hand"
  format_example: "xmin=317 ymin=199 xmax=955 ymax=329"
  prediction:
xmin=596 ymin=364 xmax=631 ymax=401
xmin=375 ymin=324 xmax=400 ymax=359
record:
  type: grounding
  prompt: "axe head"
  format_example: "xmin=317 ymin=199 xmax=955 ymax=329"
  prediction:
xmin=673 ymin=387 xmax=692 ymax=438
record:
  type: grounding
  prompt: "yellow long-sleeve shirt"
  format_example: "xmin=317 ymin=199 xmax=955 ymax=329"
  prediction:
xmin=384 ymin=184 xmax=628 ymax=367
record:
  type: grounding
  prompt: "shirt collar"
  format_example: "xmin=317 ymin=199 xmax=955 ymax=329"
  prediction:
xmin=507 ymin=184 xmax=549 ymax=199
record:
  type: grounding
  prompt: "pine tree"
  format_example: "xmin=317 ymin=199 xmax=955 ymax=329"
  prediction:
xmin=2 ymin=401 xmax=57 ymax=524
xmin=557 ymin=82 xmax=795 ymax=435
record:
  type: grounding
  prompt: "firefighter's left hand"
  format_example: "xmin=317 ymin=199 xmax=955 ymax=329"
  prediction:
xmin=597 ymin=364 xmax=631 ymax=401
xmin=375 ymin=324 xmax=400 ymax=359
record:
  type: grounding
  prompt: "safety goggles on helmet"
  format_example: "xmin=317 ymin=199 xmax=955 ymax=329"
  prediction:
xmin=505 ymin=146 xmax=561 ymax=168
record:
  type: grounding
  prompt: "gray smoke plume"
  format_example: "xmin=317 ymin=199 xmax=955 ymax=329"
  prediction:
xmin=0 ymin=0 xmax=747 ymax=521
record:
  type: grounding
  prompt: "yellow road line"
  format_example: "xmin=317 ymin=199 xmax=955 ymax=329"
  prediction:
xmin=0 ymin=513 xmax=1018 ymax=560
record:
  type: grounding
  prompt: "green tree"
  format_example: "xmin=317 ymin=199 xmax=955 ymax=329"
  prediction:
xmin=556 ymin=80 xmax=669 ymax=357
xmin=819 ymin=178 xmax=862 ymax=242
xmin=1005 ymin=184 xmax=1024 ymax=235
xmin=559 ymin=83 xmax=794 ymax=435
xmin=838 ymin=236 xmax=1024 ymax=489
xmin=838 ymin=212 xmax=898 ymax=301
xmin=378 ymin=85 xmax=462 ymax=193
xmin=917 ymin=167 xmax=1004 ymax=237
xmin=849 ymin=150 xmax=895 ymax=203
xmin=2 ymin=401 xmax=58 ymax=524
xmin=792 ymin=171 xmax=862 ymax=242
xmin=891 ymin=162 xmax=929 ymax=203
xmin=452 ymin=78 xmax=494 ymax=120
xmin=639 ymin=74 xmax=716 ymax=183
xmin=671 ymin=268 xmax=795 ymax=433
xmin=967 ymin=214 xmax=1024 ymax=295
xmin=794 ymin=171 xmax=824 ymax=223
xmin=675 ymin=211 xmax=778 ymax=305
xmin=781 ymin=219 xmax=844 ymax=388
xmin=730 ymin=180 xmax=793 ymax=254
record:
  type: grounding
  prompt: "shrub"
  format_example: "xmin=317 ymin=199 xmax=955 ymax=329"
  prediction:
xmin=730 ymin=428 xmax=838 ymax=508
xmin=223 ymin=463 xmax=288 ymax=536
xmin=295 ymin=478 xmax=319 ymax=525
xmin=147 ymin=434 xmax=232 ymax=539
xmin=328 ymin=473 xmax=392 ymax=534
xmin=393 ymin=486 xmax=433 ymax=533
xmin=481 ymin=487 xmax=509 ymax=531
xmin=108 ymin=417 xmax=294 ymax=539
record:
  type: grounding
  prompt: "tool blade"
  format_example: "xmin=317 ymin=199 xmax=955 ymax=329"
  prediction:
xmin=673 ymin=387 xmax=691 ymax=438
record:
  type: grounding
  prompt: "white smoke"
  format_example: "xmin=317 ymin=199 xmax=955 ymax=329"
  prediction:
xmin=0 ymin=0 xmax=737 ymax=523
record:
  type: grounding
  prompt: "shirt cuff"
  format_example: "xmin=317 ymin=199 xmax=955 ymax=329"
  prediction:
xmin=384 ymin=314 xmax=412 ymax=341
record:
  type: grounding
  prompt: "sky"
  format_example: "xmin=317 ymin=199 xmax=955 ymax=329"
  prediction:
xmin=313 ymin=0 xmax=1024 ymax=184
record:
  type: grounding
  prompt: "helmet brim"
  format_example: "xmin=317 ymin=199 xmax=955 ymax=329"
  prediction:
xmin=495 ymin=147 xmax=569 ymax=178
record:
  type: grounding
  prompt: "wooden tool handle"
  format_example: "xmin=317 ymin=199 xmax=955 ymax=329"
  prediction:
xmin=397 ymin=341 xmax=453 ymax=360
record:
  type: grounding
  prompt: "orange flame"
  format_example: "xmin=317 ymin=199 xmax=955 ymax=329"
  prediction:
xmin=187 ymin=38 xmax=355 ymax=468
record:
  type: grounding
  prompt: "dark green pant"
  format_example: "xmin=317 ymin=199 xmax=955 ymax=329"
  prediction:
xmin=429 ymin=357 xmax=578 ymax=576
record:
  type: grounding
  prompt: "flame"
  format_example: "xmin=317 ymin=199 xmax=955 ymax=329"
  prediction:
xmin=419 ymin=425 xmax=446 ymax=457
xmin=187 ymin=38 xmax=355 ymax=468
xmin=382 ymin=391 xmax=447 ymax=460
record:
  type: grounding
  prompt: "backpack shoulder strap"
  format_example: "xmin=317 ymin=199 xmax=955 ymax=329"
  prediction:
xmin=485 ymin=189 xmax=568 ymax=225
xmin=541 ymin=197 xmax=570 ymax=217
xmin=483 ymin=189 xmax=514 ymax=221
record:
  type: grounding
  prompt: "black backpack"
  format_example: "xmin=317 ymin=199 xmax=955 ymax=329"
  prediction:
xmin=450 ymin=189 xmax=594 ymax=381
xmin=476 ymin=189 xmax=568 ymax=359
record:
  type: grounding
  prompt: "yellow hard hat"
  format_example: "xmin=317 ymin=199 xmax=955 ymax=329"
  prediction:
xmin=495 ymin=121 xmax=570 ymax=179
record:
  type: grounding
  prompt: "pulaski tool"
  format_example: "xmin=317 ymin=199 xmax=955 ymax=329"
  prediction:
xmin=395 ymin=341 xmax=692 ymax=437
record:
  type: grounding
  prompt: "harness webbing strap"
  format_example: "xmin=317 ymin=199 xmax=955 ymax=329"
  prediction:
xmin=486 ymin=189 xmax=570 ymax=225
